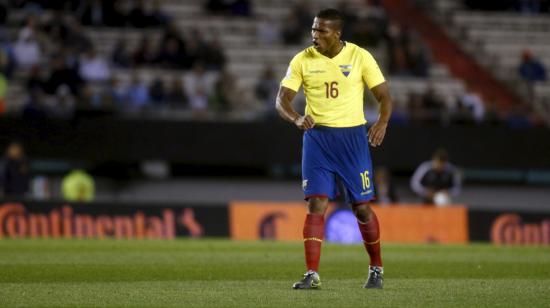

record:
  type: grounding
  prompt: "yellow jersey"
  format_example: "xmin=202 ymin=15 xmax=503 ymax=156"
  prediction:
xmin=281 ymin=42 xmax=385 ymax=127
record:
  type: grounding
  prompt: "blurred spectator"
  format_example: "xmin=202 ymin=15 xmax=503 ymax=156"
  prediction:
xmin=505 ymin=104 xmax=535 ymax=128
xmin=282 ymin=11 xmax=303 ymax=45
xmin=150 ymin=0 xmax=171 ymax=26
xmin=184 ymin=29 xmax=206 ymax=69
xmin=518 ymin=49 xmax=547 ymax=104
xmin=254 ymin=65 xmax=278 ymax=116
xmin=366 ymin=0 xmax=389 ymax=34
xmin=156 ymin=37 xmax=185 ymax=69
xmin=205 ymin=0 xmax=252 ymax=16
xmin=77 ymin=84 xmax=103 ymax=111
xmin=410 ymin=148 xmax=462 ymax=206
xmin=202 ymin=37 xmax=226 ymax=71
xmin=212 ymin=68 xmax=239 ymax=113
xmin=149 ymin=77 xmax=167 ymax=106
xmin=184 ymin=62 xmax=216 ymax=101
xmin=188 ymin=87 xmax=209 ymax=117
xmin=125 ymin=74 xmax=150 ymax=111
xmin=407 ymin=92 xmax=425 ymax=123
xmin=457 ymin=92 xmax=485 ymax=124
xmin=166 ymin=76 xmax=189 ymax=108
xmin=386 ymin=22 xmax=430 ymax=77
xmin=22 ymin=89 xmax=48 ymax=120
xmin=13 ymin=24 xmax=42 ymax=69
xmin=185 ymin=63 xmax=213 ymax=116
xmin=104 ymin=0 xmax=127 ymax=27
xmin=373 ymin=166 xmax=399 ymax=204
xmin=0 ymin=2 xmax=6 ymax=25
xmin=231 ymin=0 xmax=252 ymax=17
xmin=46 ymin=56 xmax=83 ymax=96
xmin=42 ymin=10 xmax=70 ymax=47
xmin=482 ymin=101 xmax=502 ymax=125
xmin=0 ymin=72 xmax=5 ymax=115
xmin=421 ymin=85 xmax=444 ymax=121
xmin=519 ymin=50 xmax=547 ymax=83
xmin=256 ymin=15 xmax=281 ymax=45
xmin=515 ymin=0 xmax=542 ymax=14
xmin=1 ymin=142 xmax=30 ymax=199
xmin=0 ymin=31 xmax=16 ymax=79
xmin=102 ymin=76 xmax=126 ymax=108
xmin=128 ymin=0 xmax=150 ymax=28
xmin=450 ymin=98 xmax=475 ymax=124
xmin=61 ymin=169 xmax=95 ymax=202
xmin=50 ymin=84 xmax=76 ymax=118
xmin=338 ymin=0 xmax=359 ymax=41
xmin=65 ymin=22 xmax=94 ymax=54
xmin=406 ymin=39 xmax=430 ymax=77
xmin=79 ymin=49 xmax=111 ymax=82
xmin=111 ymin=39 xmax=132 ymax=68
xmin=61 ymin=46 xmax=80 ymax=71
xmin=386 ymin=22 xmax=408 ymax=75
xmin=351 ymin=17 xmax=382 ymax=48
xmin=205 ymin=0 xmax=230 ymax=14
xmin=161 ymin=21 xmax=186 ymax=52
xmin=133 ymin=36 xmax=157 ymax=66
xmin=76 ymin=0 xmax=105 ymax=27
xmin=292 ymin=0 xmax=313 ymax=29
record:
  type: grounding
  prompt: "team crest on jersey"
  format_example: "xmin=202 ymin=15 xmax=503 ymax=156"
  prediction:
xmin=339 ymin=64 xmax=352 ymax=77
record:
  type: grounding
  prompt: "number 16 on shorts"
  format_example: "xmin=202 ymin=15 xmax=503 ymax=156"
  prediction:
xmin=360 ymin=170 xmax=371 ymax=191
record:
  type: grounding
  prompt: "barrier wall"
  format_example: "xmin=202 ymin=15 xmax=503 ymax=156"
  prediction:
xmin=2 ymin=201 xmax=549 ymax=245
xmin=230 ymin=202 xmax=469 ymax=244
xmin=2 ymin=118 xmax=549 ymax=169
xmin=0 ymin=202 xmax=228 ymax=239
xmin=468 ymin=209 xmax=550 ymax=245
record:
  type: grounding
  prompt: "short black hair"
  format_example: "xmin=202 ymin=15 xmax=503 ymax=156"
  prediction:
xmin=315 ymin=8 xmax=343 ymax=30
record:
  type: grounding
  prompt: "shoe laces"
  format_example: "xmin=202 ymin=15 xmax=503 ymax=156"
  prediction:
xmin=368 ymin=267 xmax=381 ymax=282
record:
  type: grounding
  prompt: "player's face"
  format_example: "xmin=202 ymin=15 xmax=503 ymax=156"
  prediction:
xmin=311 ymin=18 xmax=341 ymax=54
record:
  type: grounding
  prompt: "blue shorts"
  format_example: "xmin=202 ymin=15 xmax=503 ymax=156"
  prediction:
xmin=302 ymin=124 xmax=375 ymax=204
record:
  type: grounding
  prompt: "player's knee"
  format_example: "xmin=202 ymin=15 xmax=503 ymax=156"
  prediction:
xmin=307 ymin=197 xmax=328 ymax=214
xmin=353 ymin=203 xmax=373 ymax=223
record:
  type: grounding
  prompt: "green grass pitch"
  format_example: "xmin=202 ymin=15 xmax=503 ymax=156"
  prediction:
xmin=1 ymin=239 xmax=549 ymax=307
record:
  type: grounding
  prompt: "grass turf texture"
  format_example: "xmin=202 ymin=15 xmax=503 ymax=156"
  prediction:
xmin=1 ymin=240 xmax=549 ymax=307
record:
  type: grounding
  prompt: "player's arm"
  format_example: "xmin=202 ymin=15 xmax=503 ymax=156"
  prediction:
xmin=368 ymin=82 xmax=393 ymax=147
xmin=276 ymin=86 xmax=315 ymax=130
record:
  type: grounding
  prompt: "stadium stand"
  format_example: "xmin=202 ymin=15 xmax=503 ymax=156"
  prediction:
xmin=1 ymin=0 xmax=476 ymax=124
xmin=427 ymin=0 xmax=550 ymax=124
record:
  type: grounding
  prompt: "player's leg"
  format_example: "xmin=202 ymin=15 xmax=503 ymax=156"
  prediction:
xmin=333 ymin=125 xmax=383 ymax=288
xmin=293 ymin=197 xmax=328 ymax=289
xmin=294 ymin=128 xmax=334 ymax=289
xmin=353 ymin=203 xmax=384 ymax=289
xmin=304 ymin=198 xmax=328 ymax=272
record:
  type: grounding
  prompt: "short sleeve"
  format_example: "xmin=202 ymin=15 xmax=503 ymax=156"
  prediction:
xmin=362 ymin=50 xmax=385 ymax=90
xmin=280 ymin=54 xmax=303 ymax=92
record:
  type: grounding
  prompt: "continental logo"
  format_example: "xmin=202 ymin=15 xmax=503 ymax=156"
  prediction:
xmin=491 ymin=214 xmax=550 ymax=245
xmin=0 ymin=203 xmax=203 ymax=239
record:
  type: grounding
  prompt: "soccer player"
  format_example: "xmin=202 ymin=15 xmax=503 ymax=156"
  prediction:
xmin=275 ymin=8 xmax=393 ymax=289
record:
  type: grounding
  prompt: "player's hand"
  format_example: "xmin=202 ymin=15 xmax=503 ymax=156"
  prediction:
xmin=294 ymin=115 xmax=315 ymax=130
xmin=368 ymin=121 xmax=388 ymax=147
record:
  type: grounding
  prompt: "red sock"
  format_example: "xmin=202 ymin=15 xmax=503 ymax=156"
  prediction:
xmin=303 ymin=213 xmax=324 ymax=272
xmin=358 ymin=211 xmax=383 ymax=267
